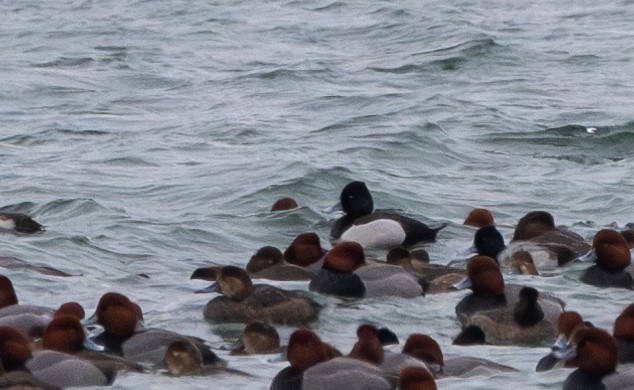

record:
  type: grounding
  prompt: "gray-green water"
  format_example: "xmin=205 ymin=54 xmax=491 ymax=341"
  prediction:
xmin=2 ymin=0 xmax=634 ymax=389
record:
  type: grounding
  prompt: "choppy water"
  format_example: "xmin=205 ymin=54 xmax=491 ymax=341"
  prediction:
xmin=2 ymin=0 xmax=634 ymax=389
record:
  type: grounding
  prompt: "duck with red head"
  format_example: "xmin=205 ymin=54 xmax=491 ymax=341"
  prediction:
xmin=86 ymin=292 xmax=223 ymax=370
xmin=329 ymin=181 xmax=446 ymax=250
xmin=245 ymin=233 xmax=325 ymax=281
xmin=452 ymin=256 xmax=564 ymax=346
xmin=398 ymin=366 xmax=437 ymax=390
xmin=498 ymin=211 xmax=590 ymax=269
xmin=25 ymin=313 xmax=141 ymax=388
xmin=202 ymin=266 xmax=322 ymax=325
xmin=578 ymin=229 xmax=633 ymax=289
xmin=309 ymin=242 xmax=424 ymax=299
xmin=0 ymin=326 xmax=62 ymax=390
xmin=613 ymin=303 xmax=634 ymax=363
xmin=536 ymin=311 xmax=590 ymax=371
xmin=270 ymin=329 xmax=338 ymax=390
xmin=549 ymin=327 xmax=634 ymax=390
xmin=402 ymin=333 xmax=516 ymax=378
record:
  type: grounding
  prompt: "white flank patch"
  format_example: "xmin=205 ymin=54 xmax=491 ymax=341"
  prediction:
xmin=340 ymin=219 xmax=406 ymax=249
xmin=0 ymin=217 xmax=16 ymax=230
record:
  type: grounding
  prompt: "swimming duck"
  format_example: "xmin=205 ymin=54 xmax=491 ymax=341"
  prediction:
xmin=309 ymin=241 xmax=424 ymax=298
xmin=201 ymin=266 xmax=322 ymax=325
xmin=86 ymin=292 xmax=223 ymax=369
xmin=329 ymin=181 xmax=445 ymax=250
xmin=270 ymin=329 xmax=340 ymax=390
xmin=402 ymin=333 xmax=517 ymax=378
xmin=453 ymin=256 xmax=564 ymax=346
xmin=578 ymin=229 xmax=633 ymax=289
xmin=500 ymin=211 xmax=590 ymax=268
xmin=0 ymin=211 xmax=42 ymax=233
xmin=550 ymin=327 xmax=634 ymax=390
xmin=535 ymin=311 xmax=589 ymax=371
xmin=0 ymin=326 xmax=62 ymax=390
xmin=26 ymin=313 xmax=144 ymax=388
xmin=245 ymin=233 xmax=325 ymax=281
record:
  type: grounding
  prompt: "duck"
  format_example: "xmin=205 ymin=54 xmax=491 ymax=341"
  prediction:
xmin=535 ymin=311 xmax=589 ymax=371
xmin=499 ymin=211 xmax=590 ymax=268
xmin=26 ymin=314 xmax=143 ymax=388
xmin=329 ymin=181 xmax=445 ymax=250
xmin=452 ymin=256 xmax=564 ymax=346
xmin=401 ymin=333 xmax=517 ymax=378
xmin=271 ymin=197 xmax=299 ymax=212
xmin=0 ymin=211 xmax=42 ymax=233
xmin=578 ymin=229 xmax=633 ymax=289
xmin=85 ymin=292 xmax=224 ymax=369
xmin=0 ymin=326 xmax=62 ymax=390
xmin=201 ymin=266 xmax=322 ymax=325
xmin=465 ymin=225 xmax=538 ymax=275
xmin=270 ymin=329 xmax=340 ymax=390
xmin=245 ymin=232 xmax=325 ymax=281
xmin=549 ymin=327 xmax=634 ymax=390
xmin=613 ymin=302 xmax=634 ymax=363
xmin=309 ymin=241 xmax=424 ymax=298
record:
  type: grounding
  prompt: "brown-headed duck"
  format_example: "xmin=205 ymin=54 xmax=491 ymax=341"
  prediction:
xmin=453 ymin=256 xmax=564 ymax=346
xmin=536 ymin=311 xmax=590 ymax=371
xmin=0 ymin=326 xmax=62 ymax=390
xmin=26 ymin=313 xmax=144 ymax=388
xmin=0 ymin=211 xmax=42 ymax=233
xmin=246 ymin=233 xmax=325 ymax=281
xmin=271 ymin=197 xmax=299 ymax=212
xmin=201 ymin=266 xmax=322 ymax=325
xmin=309 ymin=242 xmax=424 ymax=298
xmin=402 ymin=333 xmax=517 ymax=378
xmin=578 ymin=229 xmax=633 ymax=289
xmin=550 ymin=327 xmax=634 ymax=390
xmin=86 ymin=292 xmax=223 ymax=369
xmin=463 ymin=208 xmax=495 ymax=228
xmin=499 ymin=211 xmax=590 ymax=268
xmin=329 ymin=181 xmax=445 ymax=250
xmin=270 ymin=329 xmax=340 ymax=390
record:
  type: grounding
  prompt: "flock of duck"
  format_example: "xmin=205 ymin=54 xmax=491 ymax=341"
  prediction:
xmin=1 ymin=180 xmax=634 ymax=389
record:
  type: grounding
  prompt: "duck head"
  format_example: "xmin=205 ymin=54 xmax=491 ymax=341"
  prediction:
xmin=402 ymin=334 xmax=444 ymax=376
xmin=0 ymin=326 xmax=32 ymax=371
xmin=554 ymin=328 xmax=618 ymax=381
xmin=512 ymin=211 xmax=556 ymax=241
xmin=398 ymin=366 xmax=437 ymax=390
xmin=87 ymin=292 xmax=143 ymax=339
xmin=0 ymin=275 xmax=18 ymax=309
xmin=246 ymin=246 xmax=284 ymax=274
xmin=322 ymin=241 xmax=365 ymax=273
xmin=463 ymin=208 xmax=495 ymax=228
xmin=453 ymin=256 xmax=504 ymax=296
xmin=348 ymin=324 xmax=383 ymax=365
xmin=473 ymin=225 xmax=506 ymax=260
xmin=284 ymin=232 xmax=324 ymax=267
xmin=340 ymin=181 xmax=374 ymax=218
xmin=579 ymin=229 xmax=631 ymax=272
xmin=287 ymin=329 xmax=331 ymax=372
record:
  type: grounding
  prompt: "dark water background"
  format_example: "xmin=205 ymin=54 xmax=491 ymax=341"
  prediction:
xmin=2 ymin=1 xmax=634 ymax=388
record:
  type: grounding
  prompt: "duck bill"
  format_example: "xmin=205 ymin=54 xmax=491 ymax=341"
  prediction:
xmin=458 ymin=245 xmax=478 ymax=258
xmin=552 ymin=342 xmax=577 ymax=361
xmin=576 ymin=249 xmax=597 ymax=263
xmin=452 ymin=276 xmax=473 ymax=290
xmin=323 ymin=201 xmax=343 ymax=213
xmin=82 ymin=332 xmax=106 ymax=352
xmin=194 ymin=282 xmax=221 ymax=294
xmin=552 ymin=334 xmax=568 ymax=351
